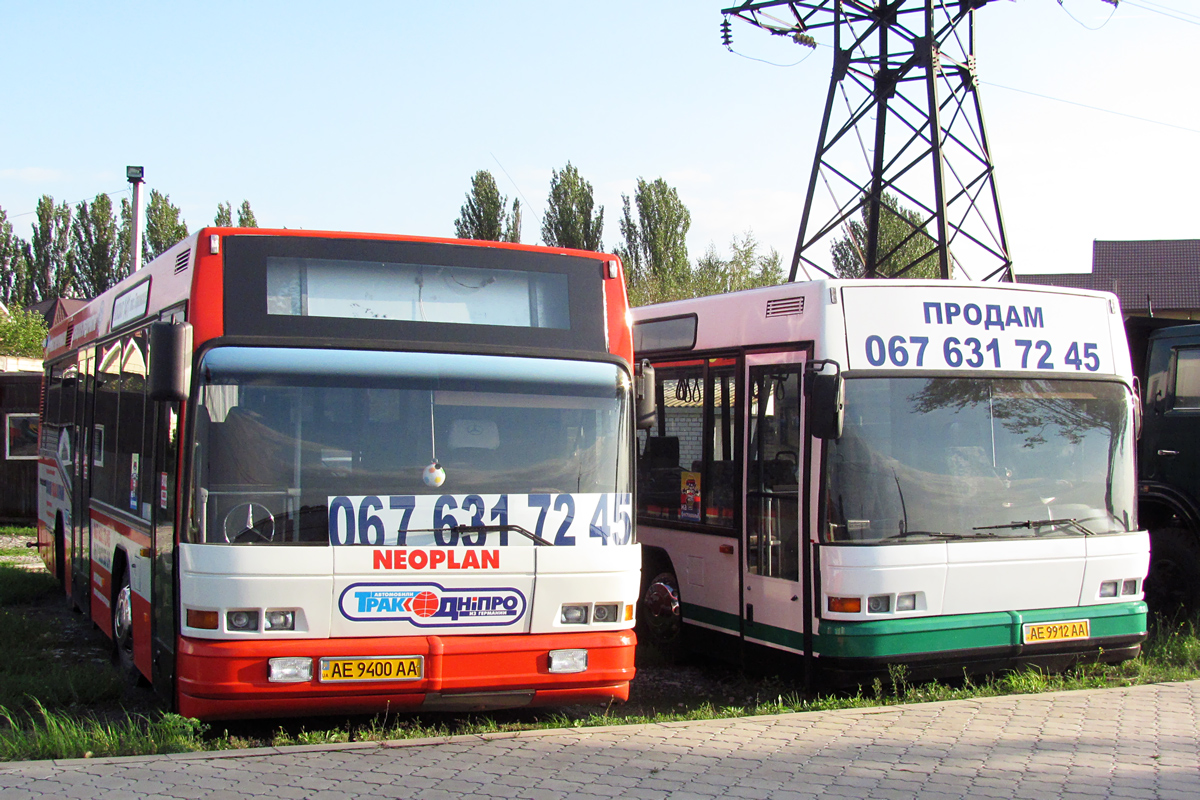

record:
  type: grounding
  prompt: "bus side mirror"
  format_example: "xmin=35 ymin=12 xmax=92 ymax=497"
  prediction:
xmin=149 ymin=321 xmax=193 ymax=403
xmin=635 ymin=360 xmax=657 ymax=431
xmin=807 ymin=361 xmax=844 ymax=440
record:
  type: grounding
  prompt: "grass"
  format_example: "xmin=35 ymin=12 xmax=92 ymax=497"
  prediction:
xmin=0 ymin=526 xmax=37 ymax=560
xmin=0 ymin=702 xmax=205 ymax=762
xmin=0 ymin=551 xmax=1198 ymax=762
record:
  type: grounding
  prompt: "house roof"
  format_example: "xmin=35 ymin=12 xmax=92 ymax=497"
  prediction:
xmin=1017 ymin=240 xmax=1200 ymax=314
xmin=27 ymin=297 xmax=87 ymax=327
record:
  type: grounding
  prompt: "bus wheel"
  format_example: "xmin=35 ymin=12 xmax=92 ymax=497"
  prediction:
xmin=1145 ymin=528 xmax=1200 ymax=617
xmin=641 ymin=571 xmax=683 ymax=658
xmin=112 ymin=571 xmax=139 ymax=685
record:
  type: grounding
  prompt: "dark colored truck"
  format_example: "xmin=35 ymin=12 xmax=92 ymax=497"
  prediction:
xmin=1129 ymin=318 xmax=1200 ymax=613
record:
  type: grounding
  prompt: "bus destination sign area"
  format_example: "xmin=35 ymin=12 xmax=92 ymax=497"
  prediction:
xmin=842 ymin=286 xmax=1117 ymax=374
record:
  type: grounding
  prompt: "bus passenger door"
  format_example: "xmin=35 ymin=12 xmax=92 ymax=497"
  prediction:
xmin=70 ymin=356 xmax=93 ymax=614
xmin=150 ymin=396 xmax=181 ymax=703
xmin=743 ymin=354 xmax=808 ymax=654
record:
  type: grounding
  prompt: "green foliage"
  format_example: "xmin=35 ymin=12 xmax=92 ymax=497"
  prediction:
xmin=454 ymin=170 xmax=521 ymax=243
xmin=0 ymin=703 xmax=205 ymax=762
xmin=0 ymin=307 xmax=49 ymax=358
xmin=29 ymin=196 xmax=74 ymax=302
xmin=118 ymin=197 xmax=134 ymax=275
xmin=0 ymin=563 xmax=57 ymax=606
xmin=143 ymin=189 xmax=189 ymax=262
xmin=0 ymin=206 xmax=33 ymax=307
xmin=71 ymin=193 xmax=122 ymax=298
xmin=690 ymin=232 xmax=784 ymax=299
xmin=830 ymin=192 xmax=945 ymax=279
xmin=616 ymin=178 xmax=692 ymax=306
xmin=541 ymin=162 xmax=603 ymax=251
xmin=237 ymin=200 xmax=258 ymax=228
xmin=214 ymin=200 xmax=256 ymax=228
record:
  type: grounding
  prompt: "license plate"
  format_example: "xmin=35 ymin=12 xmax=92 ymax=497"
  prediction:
xmin=318 ymin=656 xmax=424 ymax=683
xmin=1022 ymin=619 xmax=1090 ymax=644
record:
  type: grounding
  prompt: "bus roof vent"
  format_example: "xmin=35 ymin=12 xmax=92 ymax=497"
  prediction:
xmin=765 ymin=296 xmax=804 ymax=318
xmin=174 ymin=249 xmax=192 ymax=274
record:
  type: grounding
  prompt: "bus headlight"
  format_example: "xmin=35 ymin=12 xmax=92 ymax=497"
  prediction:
xmin=548 ymin=649 xmax=588 ymax=673
xmin=265 ymin=610 xmax=296 ymax=631
xmin=1099 ymin=581 xmax=1119 ymax=598
xmin=867 ymin=595 xmax=890 ymax=614
xmin=561 ymin=605 xmax=589 ymax=624
xmin=268 ymin=657 xmax=312 ymax=683
xmin=896 ymin=593 xmax=917 ymax=612
xmin=1121 ymin=579 xmax=1139 ymax=595
xmin=227 ymin=610 xmax=259 ymax=631
xmin=592 ymin=603 xmax=619 ymax=623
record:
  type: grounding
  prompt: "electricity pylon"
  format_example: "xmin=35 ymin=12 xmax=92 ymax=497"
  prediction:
xmin=723 ymin=0 xmax=1016 ymax=281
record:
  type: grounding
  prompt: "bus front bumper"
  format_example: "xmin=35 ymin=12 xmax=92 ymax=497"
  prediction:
xmin=815 ymin=601 xmax=1147 ymax=685
xmin=176 ymin=629 xmax=635 ymax=721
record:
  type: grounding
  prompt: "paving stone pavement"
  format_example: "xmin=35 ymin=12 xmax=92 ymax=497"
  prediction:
xmin=1 ymin=680 xmax=1197 ymax=800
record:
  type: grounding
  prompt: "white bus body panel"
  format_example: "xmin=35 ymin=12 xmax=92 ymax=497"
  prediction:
xmin=179 ymin=542 xmax=640 ymax=640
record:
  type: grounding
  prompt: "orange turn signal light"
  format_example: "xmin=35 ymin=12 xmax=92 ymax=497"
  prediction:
xmin=828 ymin=596 xmax=862 ymax=613
xmin=187 ymin=609 xmax=219 ymax=629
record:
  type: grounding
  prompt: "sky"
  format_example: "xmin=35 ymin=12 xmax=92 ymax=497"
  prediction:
xmin=1 ymin=0 xmax=1196 ymax=279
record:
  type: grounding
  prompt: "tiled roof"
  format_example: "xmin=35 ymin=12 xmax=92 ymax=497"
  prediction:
xmin=1017 ymin=240 xmax=1200 ymax=314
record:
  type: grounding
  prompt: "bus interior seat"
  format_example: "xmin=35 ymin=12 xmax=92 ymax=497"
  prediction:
xmin=641 ymin=436 xmax=679 ymax=469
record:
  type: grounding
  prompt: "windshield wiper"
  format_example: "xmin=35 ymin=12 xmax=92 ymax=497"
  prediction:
xmin=452 ymin=524 xmax=554 ymax=546
xmin=972 ymin=518 xmax=1096 ymax=536
xmin=887 ymin=530 xmax=972 ymax=541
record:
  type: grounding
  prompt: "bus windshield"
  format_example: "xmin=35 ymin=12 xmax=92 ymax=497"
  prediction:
xmin=188 ymin=348 xmax=631 ymax=546
xmin=825 ymin=377 xmax=1135 ymax=543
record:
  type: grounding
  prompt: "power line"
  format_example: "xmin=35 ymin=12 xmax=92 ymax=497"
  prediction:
xmin=982 ymin=81 xmax=1200 ymax=135
xmin=1122 ymin=0 xmax=1200 ymax=26
xmin=7 ymin=186 xmax=131 ymax=221
xmin=1056 ymin=0 xmax=1118 ymax=30
xmin=489 ymin=152 xmax=535 ymax=220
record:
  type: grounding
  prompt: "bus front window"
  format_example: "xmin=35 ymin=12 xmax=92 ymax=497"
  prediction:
xmin=187 ymin=348 xmax=631 ymax=545
xmin=824 ymin=377 xmax=1135 ymax=543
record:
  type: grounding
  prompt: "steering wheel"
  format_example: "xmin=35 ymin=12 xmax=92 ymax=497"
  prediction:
xmin=775 ymin=450 xmax=799 ymax=463
xmin=223 ymin=502 xmax=276 ymax=543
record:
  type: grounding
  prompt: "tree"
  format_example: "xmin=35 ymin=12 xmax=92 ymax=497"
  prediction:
xmin=615 ymin=178 xmax=691 ymax=306
xmin=236 ymin=201 xmax=258 ymax=228
xmin=0 ymin=305 xmax=49 ymax=357
xmin=0 ymin=206 xmax=32 ymax=307
xmin=541 ymin=162 xmax=603 ymax=251
xmin=830 ymin=192 xmax=943 ymax=279
xmin=143 ymin=189 xmax=189 ymax=262
xmin=454 ymin=170 xmax=520 ymax=243
xmin=71 ymin=193 xmax=121 ymax=297
xmin=217 ymin=200 xmax=257 ymax=227
xmin=118 ymin=198 xmax=134 ymax=275
xmin=690 ymin=233 xmax=783 ymax=298
xmin=29 ymin=195 xmax=74 ymax=301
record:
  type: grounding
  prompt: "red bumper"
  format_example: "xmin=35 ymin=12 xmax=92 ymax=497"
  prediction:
xmin=176 ymin=630 xmax=635 ymax=720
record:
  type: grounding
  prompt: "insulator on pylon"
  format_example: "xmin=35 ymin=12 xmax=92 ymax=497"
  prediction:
xmin=720 ymin=17 xmax=733 ymax=48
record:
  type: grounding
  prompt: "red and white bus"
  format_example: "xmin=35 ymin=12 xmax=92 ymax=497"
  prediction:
xmin=37 ymin=229 xmax=640 ymax=720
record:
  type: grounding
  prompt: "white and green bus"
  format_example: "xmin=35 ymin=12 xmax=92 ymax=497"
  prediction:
xmin=633 ymin=280 xmax=1148 ymax=683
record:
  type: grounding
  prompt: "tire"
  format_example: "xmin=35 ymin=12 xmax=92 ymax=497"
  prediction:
xmin=112 ymin=569 xmax=141 ymax=686
xmin=639 ymin=570 xmax=683 ymax=661
xmin=1145 ymin=528 xmax=1200 ymax=617
xmin=53 ymin=515 xmax=66 ymax=587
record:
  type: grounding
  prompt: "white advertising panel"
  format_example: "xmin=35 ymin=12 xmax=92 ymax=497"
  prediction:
xmin=327 ymin=492 xmax=633 ymax=548
xmin=842 ymin=285 xmax=1116 ymax=374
